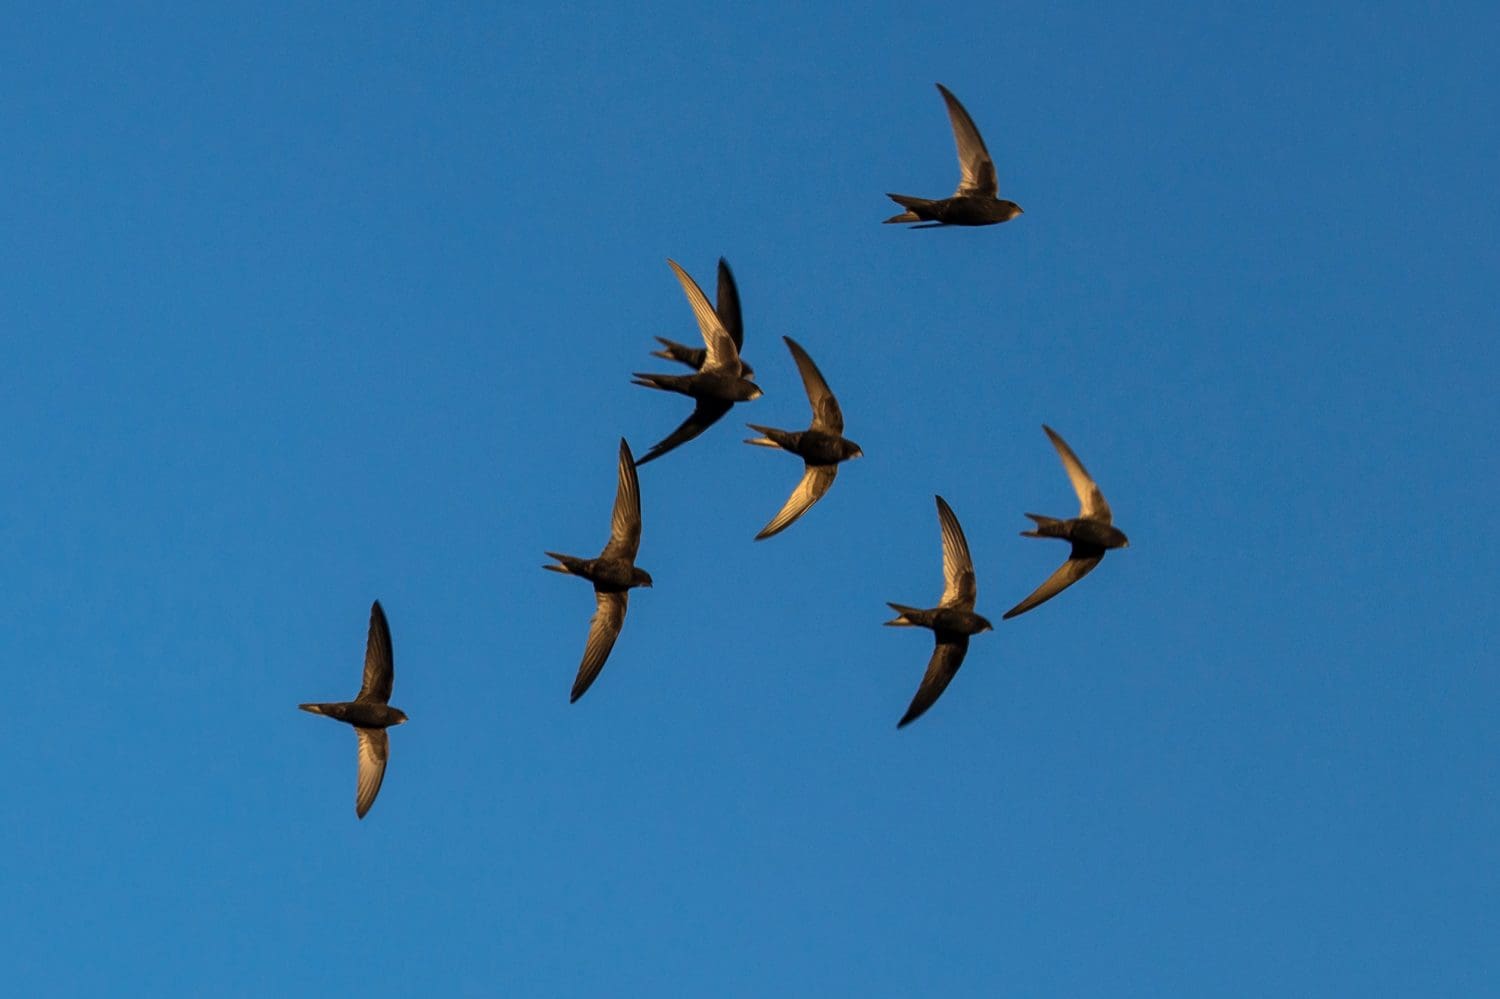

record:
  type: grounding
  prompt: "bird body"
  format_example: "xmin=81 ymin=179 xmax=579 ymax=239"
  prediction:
xmin=884 ymin=193 xmax=1023 ymax=227
xmin=746 ymin=425 xmax=860 ymax=467
xmin=884 ymin=83 xmax=1023 ymax=228
xmin=885 ymin=496 xmax=993 ymax=728
xmin=1003 ymin=426 xmax=1129 ymax=620
xmin=298 ymin=600 xmax=407 ymax=819
xmin=298 ymin=701 xmax=408 ymax=729
xmin=544 ymin=438 xmax=652 ymax=702
xmin=744 ymin=336 xmax=862 ymax=540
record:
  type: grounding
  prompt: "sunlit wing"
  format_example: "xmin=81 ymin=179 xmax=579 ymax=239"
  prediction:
xmin=667 ymin=259 xmax=742 ymax=374
xmin=572 ymin=591 xmax=628 ymax=702
xmin=354 ymin=727 xmax=389 ymax=819
xmin=936 ymin=496 xmax=978 ymax=609
xmin=755 ymin=465 xmax=837 ymax=540
xmin=937 ymin=83 xmax=998 ymax=198
xmin=1043 ymin=425 xmax=1112 ymax=523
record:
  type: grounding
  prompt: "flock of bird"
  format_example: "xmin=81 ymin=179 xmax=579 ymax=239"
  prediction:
xmin=300 ymin=83 xmax=1131 ymax=818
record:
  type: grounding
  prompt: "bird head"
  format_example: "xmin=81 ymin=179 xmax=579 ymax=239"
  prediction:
xmin=976 ymin=615 xmax=995 ymax=633
xmin=633 ymin=568 xmax=655 ymax=588
xmin=391 ymin=709 xmax=410 ymax=725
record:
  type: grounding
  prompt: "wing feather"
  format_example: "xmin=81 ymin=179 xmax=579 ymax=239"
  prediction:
xmin=572 ymin=591 xmax=628 ymax=702
xmin=897 ymin=636 xmax=970 ymax=728
xmin=356 ymin=601 xmax=394 ymax=704
xmin=783 ymin=336 xmax=843 ymax=433
xmin=936 ymin=496 xmax=977 ymax=609
xmin=602 ymin=438 xmax=643 ymax=559
xmin=1002 ymin=554 xmax=1103 ymax=620
xmin=1043 ymin=425 xmax=1112 ymax=522
xmin=755 ymin=465 xmax=837 ymax=540
xmin=354 ymin=727 xmax=388 ymax=819
xmin=667 ymin=259 xmax=742 ymax=374
xmin=937 ymin=83 xmax=998 ymax=198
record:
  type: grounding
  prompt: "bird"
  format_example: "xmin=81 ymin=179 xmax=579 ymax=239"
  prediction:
xmin=885 ymin=496 xmax=994 ymax=728
xmin=884 ymin=83 xmax=1024 ymax=228
xmin=1002 ymin=425 xmax=1129 ymax=620
xmin=650 ymin=257 xmax=754 ymax=379
xmin=299 ymin=600 xmax=409 ymax=819
xmin=544 ymin=437 xmax=654 ymax=701
xmin=744 ymin=336 xmax=862 ymax=539
xmin=633 ymin=259 xmax=763 ymax=466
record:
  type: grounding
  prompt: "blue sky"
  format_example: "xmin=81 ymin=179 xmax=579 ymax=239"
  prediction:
xmin=3 ymin=3 xmax=1497 ymax=995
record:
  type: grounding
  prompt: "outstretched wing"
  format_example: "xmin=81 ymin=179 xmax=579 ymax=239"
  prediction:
xmin=572 ymin=590 xmax=629 ymax=703
xmin=897 ymin=636 xmax=970 ymax=728
xmin=936 ymin=496 xmax=977 ymax=610
xmin=716 ymin=258 xmax=744 ymax=355
xmin=1043 ymin=425 xmax=1112 ymax=523
xmin=755 ymin=465 xmax=838 ymax=540
xmin=601 ymin=438 xmax=643 ymax=560
xmin=667 ymin=259 xmax=742 ymax=374
xmin=635 ymin=397 xmax=734 ymax=466
xmin=937 ymin=83 xmax=998 ymax=199
xmin=356 ymin=600 xmax=394 ymax=704
xmin=1002 ymin=552 xmax=1103 ymax=620
xmin=783 ymin=336 xmax=843 ymax=433
xmin=354 ymin=727 xmax=389 ymax=819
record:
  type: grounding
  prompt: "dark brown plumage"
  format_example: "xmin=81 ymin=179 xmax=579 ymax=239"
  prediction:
xmin=885 ymin=496 xmax=993 ymax=728
xmin=544 ymin=438 xmax=653 ymax=701
xmin=634 ymin=259 xmax=763 ymax=466
xmin=884 ymin=83 xmax=1023 ymax=228
xmin=299 ymin=600 xmax=409 ymax=819
xmin=744 ymin=336 xmax=862 ymax=539
xmin=1003 ymin=425 xmax=1129 ymax=620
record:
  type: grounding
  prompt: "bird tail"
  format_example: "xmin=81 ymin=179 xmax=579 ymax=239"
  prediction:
xmin=884 ymin=603 xmax=928 ymax=627
xmin=651 ymin=337 xmax=698 ymax=365
xmin=1020 ymin=514 xmax=1067 ymax=539
xmin=884 ymin=194 xmax=933 ymax=224
xmin=743 ymin=424 xmax=789 ymax=449
xmin=631 ymin=372 xmax=690 ymax=393
xmin=543 ymin=552 xmax=590 ymax=575
xmin=298 ymin=703 xmax=329 ymax=715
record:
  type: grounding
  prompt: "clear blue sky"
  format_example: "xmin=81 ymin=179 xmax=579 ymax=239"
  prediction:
xmin=3 ymin=3 xmax=1497 ymax=995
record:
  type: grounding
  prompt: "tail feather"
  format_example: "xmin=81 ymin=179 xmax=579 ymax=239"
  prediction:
xmin=884 ymin=602 xmax=926 ymax=627
xmin=884 ymin=193 xmax=933 ymax=224
xmin=1021 ymin=514 xmax=1065 ymax=539
xmin=544 ymin=552 xmax=588 ymax=575
xmin=743 ymin=423 xmax=787 ymax=449
xmin=299 ymin=703 xmax=328 ymax=715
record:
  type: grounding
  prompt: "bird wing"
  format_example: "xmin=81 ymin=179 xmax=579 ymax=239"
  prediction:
xmin=1002 ymin=552 xmax=1103 ymax=620
xmin=634 ymin=397 xmax=734 ymax=466
xmin=936 ymin=496 xmax=978 ymax=609
xmin=667 ymin=259 xmax=742 ymax=374
xmin=936 ymin=83 xmax=999 ymax=199
xmin=354 ymin=727 xmax=389 ymax=819
xmin=356 ymin=600 xmax=394 ymax=704
xmin=1043 ymin=425 xmax=1112 ymax=523
xmin=755 ymin=464 xmax=838 ymax=540
xmin=572 ymin=590 xmax=629 ymax=703
xmin=783 ymin=336 xmax=843 ymax=433
xmin=601 ymin=438 xmax=643 ymax=560
xmin=897 ymin=635 xmax=971 ymax=728
xmin=716 ymin=258 xmax=744 ymax=355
